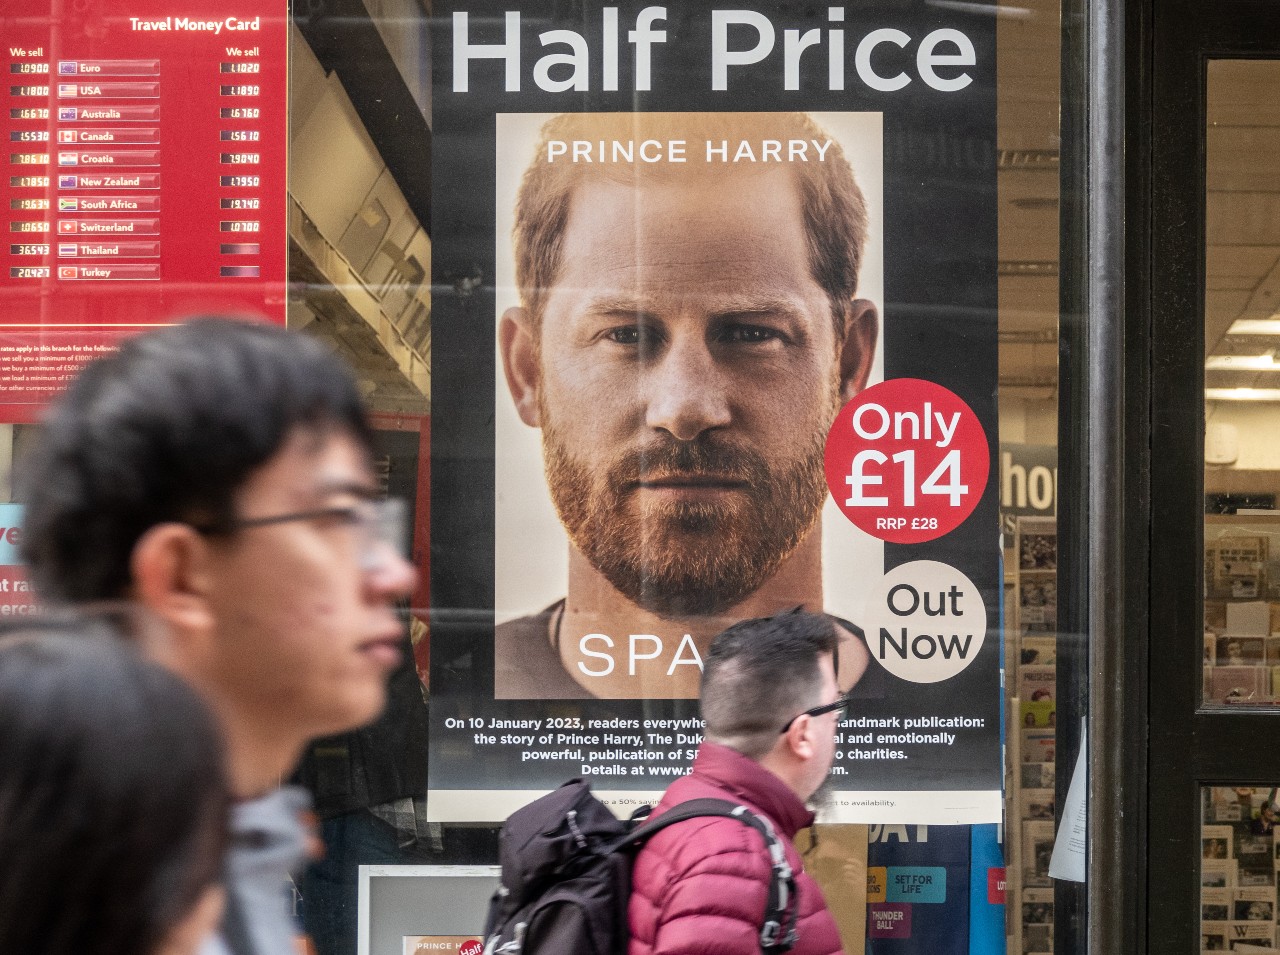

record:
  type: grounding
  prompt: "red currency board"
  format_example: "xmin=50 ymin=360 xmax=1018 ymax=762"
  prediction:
xmin=0 ymin=0 xmax=288 ymax=420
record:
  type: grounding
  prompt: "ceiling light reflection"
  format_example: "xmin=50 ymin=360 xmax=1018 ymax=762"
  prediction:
xmin=1206 ymin=388 xmax=1280 ymax=402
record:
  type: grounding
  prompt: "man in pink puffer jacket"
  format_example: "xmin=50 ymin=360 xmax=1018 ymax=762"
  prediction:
xmin=629 ymin=611 xmax=849 ymax=955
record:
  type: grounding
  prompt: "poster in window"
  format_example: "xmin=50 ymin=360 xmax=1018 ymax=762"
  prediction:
xmin=430 ymin=1 xmax=1001 ymax=824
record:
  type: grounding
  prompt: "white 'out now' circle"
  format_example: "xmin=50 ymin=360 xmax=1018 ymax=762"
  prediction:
xmin=865 ymin=560 xmax=987 ymax=683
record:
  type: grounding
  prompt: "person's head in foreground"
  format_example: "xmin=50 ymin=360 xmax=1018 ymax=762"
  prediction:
xmin=0 ymin=623 xmax=229 ymax=955
xmin=700 ymin=609 xmax=845 ymax=804
xmin=17 ymin=317 xmax=418 ymax=797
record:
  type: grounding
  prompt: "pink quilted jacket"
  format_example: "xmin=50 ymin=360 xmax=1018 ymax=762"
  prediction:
xmin=628 ymin=742 xmax=845 ymax=955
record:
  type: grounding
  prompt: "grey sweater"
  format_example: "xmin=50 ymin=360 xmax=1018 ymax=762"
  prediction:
xmin=201 ymin=786 xmax=312 ymax=955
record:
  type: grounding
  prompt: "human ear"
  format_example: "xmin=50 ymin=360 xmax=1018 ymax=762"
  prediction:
xmin=838 ymin=299 xmax=879 ymax=403
xmin=130 ymin=524 xmax=218 ymax=644
xmin=784 ymin=715 xmax=818 ymax=762
xmin=499 ymin=306 xmax=543 ymax=428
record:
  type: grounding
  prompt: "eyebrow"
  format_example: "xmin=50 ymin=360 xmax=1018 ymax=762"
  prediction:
xmin=580 ymin=294 xmax=813 ymax=323
xmin=311 ymin=477 xmax=381 ymax=500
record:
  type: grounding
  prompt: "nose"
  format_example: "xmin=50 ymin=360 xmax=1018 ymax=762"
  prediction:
xmin=363 ymin=545 xmax=418 ymax=602
xmin=644 ymin=334 xmax=731 ymax=442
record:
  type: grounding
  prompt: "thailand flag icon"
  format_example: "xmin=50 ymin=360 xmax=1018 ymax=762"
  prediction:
xmin=58 ymin=243 xmax=77 ymax=257
xmin=58 ymin=175 xmax=77 ymax=189
xmin=58 ymin=198 xmax=77 ymax=211
xmin=57 ymin=84 xmax=77 ymax=97
xmin=57 ymin=130 xmax=76 ymax=143
xmin=57 ymin=62 xmax=77 ymax=75
xmin=58 ymin=266 xmax=78 ymax=279
xmin=57 ymin=152 xmax=77 ymax=166
xmin=58 ymin=107 xmax=77 ymax=121
xmin=57 ymin=221 xmax=77 ymax=234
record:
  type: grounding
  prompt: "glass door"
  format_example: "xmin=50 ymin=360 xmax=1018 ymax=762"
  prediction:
xmin=1151 ymin=2 xmax=1280 ymax=952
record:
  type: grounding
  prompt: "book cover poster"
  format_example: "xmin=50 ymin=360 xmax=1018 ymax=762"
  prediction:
xmin=430 ymin=0 xmax=1000 ymax=824
xmin=402 ymin=938 xmax=482 ymax=955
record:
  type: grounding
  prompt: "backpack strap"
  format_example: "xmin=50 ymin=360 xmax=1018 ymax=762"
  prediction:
xmin=612 ymin=798 xmax=799 ymax=954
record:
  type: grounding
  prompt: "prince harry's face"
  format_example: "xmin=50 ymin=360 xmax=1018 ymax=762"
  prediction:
xmin=501 ymin=164 xmax=875 ymax=617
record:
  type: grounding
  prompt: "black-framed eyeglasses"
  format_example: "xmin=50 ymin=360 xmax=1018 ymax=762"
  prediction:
xmin=194 ymin=497 xmax=409 ymax=570
xmin=779 ymin=695 xmax=849 ymax=734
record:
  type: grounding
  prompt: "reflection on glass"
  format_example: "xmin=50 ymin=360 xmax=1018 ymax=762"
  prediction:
xmin=996 ymin=0 xmax=1064 ymax=944
xmin=1203 ymin=60 xmax=1280 ymax=706
xmin=1200 ymin=787 xmax=1280 ymax=950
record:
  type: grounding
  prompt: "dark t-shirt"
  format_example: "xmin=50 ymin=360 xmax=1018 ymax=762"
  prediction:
xmin=494 ymin=600 xmax=886 ymax=700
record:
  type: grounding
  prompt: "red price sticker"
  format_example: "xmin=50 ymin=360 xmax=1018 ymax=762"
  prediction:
xmin=824 ymin=378 xmax=989 ymax=543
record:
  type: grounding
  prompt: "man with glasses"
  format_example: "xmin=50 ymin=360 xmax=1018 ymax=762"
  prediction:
xmin=17 ymin=317 xmax=417 ymax=955
xmin=628 ymin=610 xmax=848 ymax=955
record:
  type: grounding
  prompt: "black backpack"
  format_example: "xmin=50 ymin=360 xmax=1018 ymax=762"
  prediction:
xmin=481 ymin=778 xmax=799 ymax=955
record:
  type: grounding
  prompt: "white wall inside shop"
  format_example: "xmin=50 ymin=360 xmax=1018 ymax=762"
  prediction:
xmin=1001 ymin=395 xmax=1059 ymax=446
xmin=1207 ymin=401 xmax=1280 ymax=471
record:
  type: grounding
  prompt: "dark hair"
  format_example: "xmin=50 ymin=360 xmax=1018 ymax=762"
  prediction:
xmin=0 ymin=622 xmax=229 ymax=955
xmin=700 ymin=610 xmax=839 ymax=759
xmin=17 ymin=316 xmax=373 ymax=603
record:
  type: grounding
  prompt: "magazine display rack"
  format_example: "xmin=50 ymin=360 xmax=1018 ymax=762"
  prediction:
xmin=1199 ymin=788 xmax=1280 ymax=953
xmin=1007 ymin=515 xmax=1057 ymax=955
xmin=1203 ymin=514 xmax=1280 ymax=706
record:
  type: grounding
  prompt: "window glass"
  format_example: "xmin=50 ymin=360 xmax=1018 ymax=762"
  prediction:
xmin=0 ymin=1 xmax=1076 ymax=952
xmin=998 ymin=0 xmax=1067 ymax=951
xmin=1202 ymin=60 xmax=1280 ymax=708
